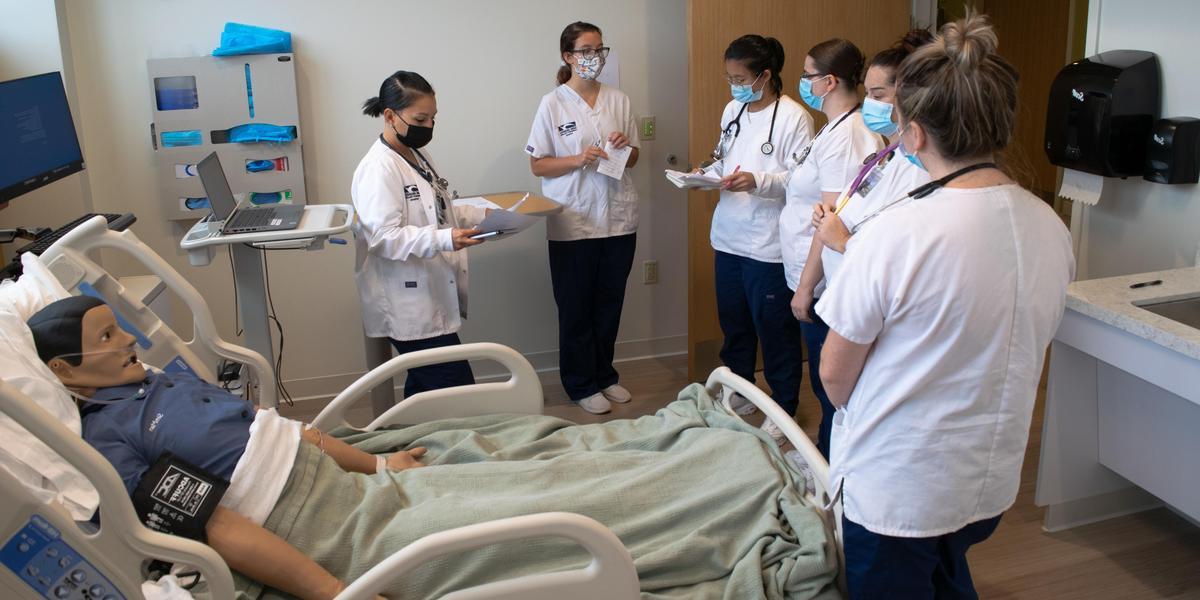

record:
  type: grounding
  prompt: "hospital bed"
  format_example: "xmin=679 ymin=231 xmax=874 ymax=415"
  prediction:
xmin=0 ymin=216 xmax=844 ymax=599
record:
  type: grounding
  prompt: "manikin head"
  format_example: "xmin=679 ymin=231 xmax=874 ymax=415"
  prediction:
xmin=27 ymin=296 xmax=146 ymax=397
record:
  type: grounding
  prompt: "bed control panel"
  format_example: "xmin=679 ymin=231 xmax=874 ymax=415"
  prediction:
xmin=0 ymin=515 xmax=125 ymax=600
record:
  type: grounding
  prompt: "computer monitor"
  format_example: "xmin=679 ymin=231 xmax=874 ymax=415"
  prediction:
xmin=195 ymin=152 xmax=239 ymax=221
xmin=0 ymin=72 xmax=85 ymax=203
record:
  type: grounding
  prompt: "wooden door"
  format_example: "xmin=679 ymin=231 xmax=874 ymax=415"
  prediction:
xmin=687 ymin=0 xmax=910 ymax=379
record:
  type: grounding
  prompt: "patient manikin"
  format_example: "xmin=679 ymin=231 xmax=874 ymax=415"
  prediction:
xmin=26 ymin=297 xmax=840 ymax=600
xmin=27 ymin=296 xmax=409 ymax=599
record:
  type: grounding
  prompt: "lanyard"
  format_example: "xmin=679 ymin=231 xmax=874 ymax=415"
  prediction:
xmin=793 ymin=105 xmax=859 ymax=165
xmin=849 ymin=161 xmax=999 ymax=234
xmin=833 ymin=140 xmax=900 ymax=215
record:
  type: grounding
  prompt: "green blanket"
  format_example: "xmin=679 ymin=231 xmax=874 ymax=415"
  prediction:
xmin=235 ymin=384 xmax=839 ymax=599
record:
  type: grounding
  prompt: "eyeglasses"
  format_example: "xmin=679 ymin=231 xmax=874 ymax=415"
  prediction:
xmin=724 ymin=72 xmax=762 ymax=86
xmin=800 ymin=72 xmax=829 ymax=80
xmin=570 ymin=46 xmax=611 ymax=60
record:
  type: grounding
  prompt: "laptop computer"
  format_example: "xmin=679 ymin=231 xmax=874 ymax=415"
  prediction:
xmin=196 ymin=152 xmax=303 ymax=235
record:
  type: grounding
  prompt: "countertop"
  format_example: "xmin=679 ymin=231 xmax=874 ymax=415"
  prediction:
xmin=1066 ymin=266 xmax=1200 ymax=360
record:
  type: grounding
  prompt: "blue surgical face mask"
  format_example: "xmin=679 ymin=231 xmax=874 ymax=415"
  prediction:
xmin=730 ymin=72 xmax=763 ymax=104
xmin=899 ymin=139 xmax=927 ymax=171
xmin=798 ymin=76 xmax=828 ymax=111
xmin=862 ymin=97 xmax=898 ymax=136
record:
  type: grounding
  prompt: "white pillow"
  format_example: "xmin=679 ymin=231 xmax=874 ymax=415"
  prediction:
xmin=0 ymin=253 xmax=98 ymax=520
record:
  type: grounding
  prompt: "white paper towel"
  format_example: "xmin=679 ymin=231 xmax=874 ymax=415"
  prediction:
xmin=1058 ymin=168 xmax=1104 ymax=206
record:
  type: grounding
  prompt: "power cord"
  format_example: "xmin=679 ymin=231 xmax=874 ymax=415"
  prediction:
xmin=259 ymin=248 xmax=294 ymax=407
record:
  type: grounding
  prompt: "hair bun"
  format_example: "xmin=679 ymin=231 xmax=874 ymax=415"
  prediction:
xmin=940 ymin=11 xmax=998 ymax=68
xmin=900 ymin=28 xmax=935 ymax=53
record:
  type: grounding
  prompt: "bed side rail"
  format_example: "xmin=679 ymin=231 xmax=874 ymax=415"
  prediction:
xmin=704 ymin=366 xmax=845 ymax=590
xmin=335 ymin=512 xmax=638 ymax=600
xmin=40 ymin=216 xmax=278 ymax=408
xmin=0 ymin=380 xmax=235 ymax=598
xmin=312 ymin=342 xmax=542 ymax=431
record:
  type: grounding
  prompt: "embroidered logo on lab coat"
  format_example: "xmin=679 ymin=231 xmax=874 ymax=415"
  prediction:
xmin=526 ymin=144 xmax=535 ymax=153
xmin=404 ymin=185 xmax=421 ymax=202
xmin=557 ymin=121 xmax=577 ymax=137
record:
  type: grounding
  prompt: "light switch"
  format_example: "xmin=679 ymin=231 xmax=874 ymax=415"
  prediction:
xmin=640 ymin=116 xmax=656 ymax=141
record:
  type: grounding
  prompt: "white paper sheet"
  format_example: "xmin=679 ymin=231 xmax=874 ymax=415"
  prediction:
xmin=596 ymin=141 xmax=632 ymax=180
xmin=1058 ymin=168 xmax=1104 ymax=206
xmin=664 ymin=169 xmax=723 ymax=190
xmin=452 ymin=196 xmax=502 ymax=211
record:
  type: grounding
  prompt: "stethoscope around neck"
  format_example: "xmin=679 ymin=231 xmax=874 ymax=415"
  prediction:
xmin=712 ymin=97 xmax=781 ymax=161
xmin=380 ymin=134 xmax=454 ymax=198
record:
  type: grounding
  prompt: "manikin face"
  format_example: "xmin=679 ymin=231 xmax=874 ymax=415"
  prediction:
xmin=46 ymin=305 xmax=146 ymax=392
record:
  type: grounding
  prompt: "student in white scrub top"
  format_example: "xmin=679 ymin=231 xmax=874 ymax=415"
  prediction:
xmin=701 ymin=34 xmax=813 ymax=439
xmin=351 ymin=71 xmax=489 ymax=399
xmin=814 ymin=13 xmax=1075 ymax=598
xmin=724 ymin=38 xmax=882 ymax=453
xmin=526 ymin=21 xmax=640 ymax=415
xmin=813 ymin=30 xmax=935 ymax=284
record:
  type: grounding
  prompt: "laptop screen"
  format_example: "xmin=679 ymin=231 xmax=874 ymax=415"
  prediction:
xmin=196 ymin=152 xmax=238 ymax=221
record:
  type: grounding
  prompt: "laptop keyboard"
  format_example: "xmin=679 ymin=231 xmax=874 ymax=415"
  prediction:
xmin=228 ymin=208 xmax=275 ymax=230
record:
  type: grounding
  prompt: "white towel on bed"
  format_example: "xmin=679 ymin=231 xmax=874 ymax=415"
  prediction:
xmin=220 ymin=409 xmax=300 ymax=525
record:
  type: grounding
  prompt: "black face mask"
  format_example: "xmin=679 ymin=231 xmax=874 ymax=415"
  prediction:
xmin=391 ymin=114 xmax=433 ymax=149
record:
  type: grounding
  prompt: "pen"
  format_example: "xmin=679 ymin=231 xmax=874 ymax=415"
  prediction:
xmin=508 ymin=192 xmax=530 ymax=212
xmin=1129 ymin=279 xmax=1163 ymax=289
xmin=733 ymin=164 xmax=741 ymax=173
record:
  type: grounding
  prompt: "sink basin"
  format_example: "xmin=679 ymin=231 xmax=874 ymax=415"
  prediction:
xmin=1137 ymin=295 xmax=1200 ymax=330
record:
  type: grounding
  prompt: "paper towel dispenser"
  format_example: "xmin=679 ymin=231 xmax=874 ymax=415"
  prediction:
xmin=1044 ymin=50 xmax=1160 ymax=178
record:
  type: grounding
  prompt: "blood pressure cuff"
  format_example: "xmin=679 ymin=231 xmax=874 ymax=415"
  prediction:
xmin=131 ymin=453 xmax=228 ymax=541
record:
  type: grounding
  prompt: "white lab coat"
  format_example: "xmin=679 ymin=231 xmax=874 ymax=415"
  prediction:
xmin=815 ymin=184 xmax=1075 ymax=537
xmin=705 ymin=96 xmax=813 ymax=263
xmin=350 ymin=139 xmax=486 ymax=341
xmin=755 ymin=110 xmax=883 ymax=291
xmin=525 ymin=84 xmax=639 ymax=241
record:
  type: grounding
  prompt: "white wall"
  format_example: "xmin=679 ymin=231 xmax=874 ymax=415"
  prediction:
xmin=42 ymin=0 xmax=688 ymax=399
xmin=0 ymin=0 xmax=91 ymax=230
xmin=1076 ymin=0 xmax=1200 ymax=279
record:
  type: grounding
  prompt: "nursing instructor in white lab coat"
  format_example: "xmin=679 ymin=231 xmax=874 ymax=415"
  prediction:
xmin=351 ymin=70 xmax=488 ymax=398
xmin=814 ymin=13 xmax=1074 ymax=597
xmin=527 ymin=21 xmax=640 ymax=415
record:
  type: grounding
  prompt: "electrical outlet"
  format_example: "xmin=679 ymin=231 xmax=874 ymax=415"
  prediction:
xmin=642 ymin=260 xmax=659 ymax=285
xmin=640 ymin=116 xmax=656 ymax=141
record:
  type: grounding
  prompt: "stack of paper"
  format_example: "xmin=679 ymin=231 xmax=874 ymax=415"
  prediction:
xmin=664 ymin=169 xmax=723 ymax=190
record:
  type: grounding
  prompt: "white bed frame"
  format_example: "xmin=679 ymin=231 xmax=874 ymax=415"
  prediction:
xmin=0 ymin=216 xmax=844 ymax=599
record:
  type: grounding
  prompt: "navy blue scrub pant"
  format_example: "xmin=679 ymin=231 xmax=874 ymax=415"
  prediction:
xmin=843 ymin=513 xmax=1003 ymax=599
xmin=799 ymin=307 xmax=834 ymax=458
xmin=389 ymin=332 xmax=475 ymax=398
xmin=548 ymin=233 xmax=637 ymax=401
xmin=714 ymin=251 xmax=803 ymax=416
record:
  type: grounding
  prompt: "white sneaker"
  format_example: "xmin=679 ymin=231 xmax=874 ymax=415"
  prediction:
xmin=784 ymin=450 xmax=817 ymax=497
xmin=759 ymin=418 xmax=786 ymax=445
xmin=600 ymin=383 xmax=632 ymax=404
xmin=578 ymin=393 xmax=612 ymax=414
xmin=726 ymin=391 xmax=758 ymax=415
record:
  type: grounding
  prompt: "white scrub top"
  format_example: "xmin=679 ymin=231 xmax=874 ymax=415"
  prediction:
xmin=525 ymin=84 xmax=639 ymax=241
xmin=706 ymin=96 xmax=813 ymax=262
xmin=815 ymin=184 xmax=1075 ymax=537
xmin=756 ymin=110 xmax=883 ymax=291
xmin=821 ymin=152 xmax=930 ymax=285
xmin=350 ymin=138 xmax=487 ymax=341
